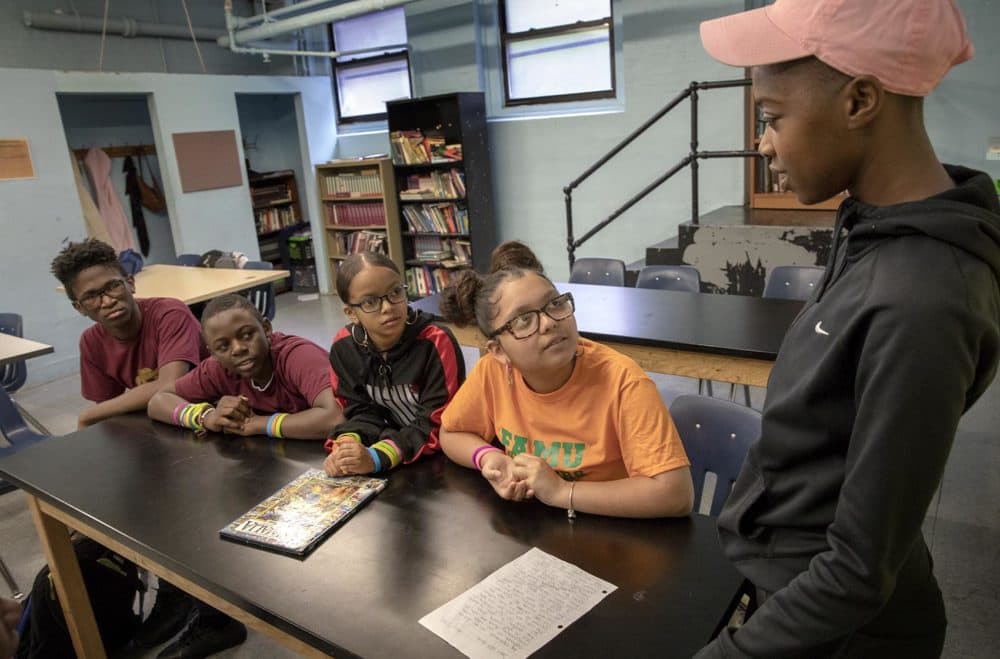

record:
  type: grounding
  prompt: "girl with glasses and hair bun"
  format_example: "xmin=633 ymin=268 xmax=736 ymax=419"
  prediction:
xmin=438 ymin=243 xmax=693 ymax=518
xmin=324 ymin=251 xmax=465 ymax=477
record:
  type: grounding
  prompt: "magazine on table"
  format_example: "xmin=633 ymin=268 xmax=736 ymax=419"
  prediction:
xmin=219 ymin=469 xmax=386 ymax=557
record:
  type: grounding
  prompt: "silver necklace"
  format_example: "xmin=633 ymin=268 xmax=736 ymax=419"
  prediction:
xmin=250 ymin=372 xmax=274 ymax=392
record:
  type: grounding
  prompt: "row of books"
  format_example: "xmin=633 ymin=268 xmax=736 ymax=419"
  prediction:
xmin=401 ymin=203 xmax=470 ymax=234
xmin=255 ymin=206 xmax=298 ymax=235
xmin=405 ymin=265 xmax=464 ymax=297
xmin=325 ymin=202 xmax=386 ymax=227
xmin=412 ymin=236 xmax=471 ymax=265
xmin=251 ymin=183 xmax=293 ymax=207
xmin=321 ymin=170 xmax=382 ymax=197
xmin=390 ymin=130 xmax=463 ymax=165
xmin=333 ymin=230 xmax=387 ymax=257
xmin=399 ymin=169 xmax=466 ymax=200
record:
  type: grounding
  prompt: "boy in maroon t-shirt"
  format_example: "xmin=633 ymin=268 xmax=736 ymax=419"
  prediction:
xmin=50 ymin=239 xmax=206 ymax=428
xmin=148 ymin=294 xmax=342 ymax=439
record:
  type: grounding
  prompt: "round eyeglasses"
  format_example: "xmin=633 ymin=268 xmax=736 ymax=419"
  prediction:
xmin=75 ymin=279 xmax=128 ymax=311
xmin=488 ymin=292 xmax=575 ymax=340
xmin=348 ymin=285 xmax=408 ymax=313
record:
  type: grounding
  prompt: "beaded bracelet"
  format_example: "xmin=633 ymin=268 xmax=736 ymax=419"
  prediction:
xmin=471 ymin=445 xmax=502 ymax=471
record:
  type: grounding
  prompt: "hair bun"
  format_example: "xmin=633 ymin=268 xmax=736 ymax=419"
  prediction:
xmin=440 ymin=269 xmax=482 ymax=326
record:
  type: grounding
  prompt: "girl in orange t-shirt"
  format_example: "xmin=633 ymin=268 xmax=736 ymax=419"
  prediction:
xmin=439 ymin=248 xmax=693 ymax=518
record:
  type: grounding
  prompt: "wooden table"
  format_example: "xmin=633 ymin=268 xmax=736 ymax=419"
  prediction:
xmin=0 ymin=415 xmax=742 ymax=658
xmin=0 ymin=334 xmax=53 ymax=367
xmin=57 ymin=264 xmax=289 ymax=306
xmin=132 ymin=264 xmax=289 ymax=305
xmin=413 ymin=282 xmax=803 ymax=388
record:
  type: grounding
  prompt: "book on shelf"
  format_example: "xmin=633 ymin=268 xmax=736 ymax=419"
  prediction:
xmin=335 ymin=230 xmax=388 ymax=256
xmin=405 ymin=265 xmax=465 ymax=297
xmin=326 ymin=202 xmax=386 ymax=227
xmin=412 ymin=236 xmax=471 ymax=264
xmin=321 ymin=169 xmax=382 ymax=197
xmin=399 ymin=169 xmax=466 ymax=200
xmin=219 ymin=469 xmax=386 ymax=557
xmin=401 ymin=203 xmax=469 ymax=234
xmin=256 ymin=205 xmax=299 ymax=235
xmin=390 ymin=129 xmax=464 ymax=165
xmin=252 ymin=183 xmax=293 ymax=206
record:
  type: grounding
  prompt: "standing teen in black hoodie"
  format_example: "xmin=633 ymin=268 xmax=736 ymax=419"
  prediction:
xmin=325 ymin=252 xmax=465 ymax=476
xmin=696 ymin=1 xmax=999 ymax=657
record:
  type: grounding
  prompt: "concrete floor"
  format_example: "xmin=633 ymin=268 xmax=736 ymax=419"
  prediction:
xmin=2 ymin=291 xmax=998 ymax=658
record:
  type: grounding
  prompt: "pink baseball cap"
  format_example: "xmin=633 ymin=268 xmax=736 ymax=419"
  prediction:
xmin=700 ymin=0 xmax=974 ymax=96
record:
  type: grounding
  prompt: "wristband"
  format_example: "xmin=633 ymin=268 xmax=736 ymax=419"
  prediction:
xmin=337 ymin=432 xmax=362 ymax=443
xmin=567 ymin=481 xmax=577 ymax=521
xmin=367 ymin=447 xmax=382 ymax=473
xmin=471 ymin=445 xmax=502 ymax=471
xmin=266 ymin=413 xmax=280 ymax=438
xmin=272 ymin=413 xmax=288 ymax=439
xmin=172 ymin=402 xmax=186 ymax=426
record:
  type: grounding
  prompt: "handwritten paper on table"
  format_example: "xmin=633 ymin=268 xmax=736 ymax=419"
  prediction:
xmin=419 ymin=548 xmax=616 ymax=659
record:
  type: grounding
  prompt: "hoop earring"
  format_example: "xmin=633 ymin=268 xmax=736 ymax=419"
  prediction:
xmin=505 ymin=362 xmax=513 ymax=386
xmin=405 ymin=307 xmax=418 ymax=325
xmin=350 ymin=323 xmax=369 ymax=348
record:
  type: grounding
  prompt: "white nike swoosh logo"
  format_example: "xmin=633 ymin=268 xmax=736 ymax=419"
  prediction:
xmin=815 ymin=321 xmax=830 ymax=336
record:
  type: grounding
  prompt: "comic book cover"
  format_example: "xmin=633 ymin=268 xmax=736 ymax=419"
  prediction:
xmin=219 ymin=469 xmax=386 ymax=556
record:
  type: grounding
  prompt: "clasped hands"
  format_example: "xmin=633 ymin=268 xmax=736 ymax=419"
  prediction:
xmin=323 ymin=436 xmax=375 ymax=476
xmin=201 ymin=395 xmax=265 ymax=436
xmin=480 ymin=451 xmax=568 ymax=505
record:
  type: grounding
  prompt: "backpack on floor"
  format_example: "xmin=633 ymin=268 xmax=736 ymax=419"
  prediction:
xmin=15 ymin=536 xmax=144 ymax=658
xmin=198 ymin=250 xmax=248 ymax=269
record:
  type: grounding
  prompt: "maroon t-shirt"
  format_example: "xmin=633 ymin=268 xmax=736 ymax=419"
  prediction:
xmin=80 ymin=297 xmax=205 ymax=403
xmin=173 ymin=332 xmax=331 ymax=414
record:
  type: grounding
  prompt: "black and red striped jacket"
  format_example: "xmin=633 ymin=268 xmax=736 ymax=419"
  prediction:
xmin=328 ymin=310 xmax=464 ymax=468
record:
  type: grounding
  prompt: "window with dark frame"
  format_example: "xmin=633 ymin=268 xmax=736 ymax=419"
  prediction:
xmin=499 ymin=0 xmax=616 ymax=107
xmin=329 ymin=8 xmax=413 ymax=123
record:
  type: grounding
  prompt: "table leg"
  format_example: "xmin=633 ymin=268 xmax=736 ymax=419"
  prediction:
xmin=26 ymin=495 xmax=107 ymax=659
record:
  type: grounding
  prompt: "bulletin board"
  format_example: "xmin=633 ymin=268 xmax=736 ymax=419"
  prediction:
xmin=0 ymin=139 xmax=35 ymax=180
xmin=172 ymin=130 xmax=243 ymax=193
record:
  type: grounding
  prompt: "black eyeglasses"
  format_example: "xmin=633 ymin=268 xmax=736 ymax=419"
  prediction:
xmin=488 ymin=292 xmax=575 ymax=340
xmin=347 ymin=285 xmax=408 ymax=313
xmin=75 ymin=279 xmax=128 ymax=310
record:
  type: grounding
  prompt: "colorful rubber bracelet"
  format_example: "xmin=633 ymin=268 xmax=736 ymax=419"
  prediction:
xmin=172 ymin=402 xmax=186 ymax=426
xmin=266 ymin=413 xmax=280 ymax=438
xmin=367 ymin=447 xmax=382 ymax=473
xmin=272 ymin=413 xmax=288 ymax=439
xmin=471 ymin=445 xmax=502 ymax=471
xmin=373 ymin=440 xmax=401 ymax=469
xmin=337 ymin=432 xmax=362 ymax=443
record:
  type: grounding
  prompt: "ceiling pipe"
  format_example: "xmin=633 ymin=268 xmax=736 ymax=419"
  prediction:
xmin=23 ymin=10 xmax=224 ymax=41
xmin=231 ymin=0 xmax=341 ymax=29
xmin=218 ymin=0 xmax=419 ymax=48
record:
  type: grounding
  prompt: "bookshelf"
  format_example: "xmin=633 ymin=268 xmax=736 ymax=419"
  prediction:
xmin=250 ymin=170 xmax=305 ymax=293
xmin=745 ymin=89 xmax=844 ymax=211
xmin=387 ymin=92 xmax=496 ymax=298
xmin=315 ymin=158 xmax=404 ymax=295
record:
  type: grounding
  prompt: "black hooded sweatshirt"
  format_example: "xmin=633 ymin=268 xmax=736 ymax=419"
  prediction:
xmin=702 ymin=166 xmax=1000 ymax=657
xmin=328 ymin=310 xmax=465 ymax=471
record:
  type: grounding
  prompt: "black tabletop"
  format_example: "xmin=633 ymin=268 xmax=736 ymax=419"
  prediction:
xmin=413 ymin=282 xmax=803 ymax=361
xmin=0 ymin=416 xmax=740 ymax=658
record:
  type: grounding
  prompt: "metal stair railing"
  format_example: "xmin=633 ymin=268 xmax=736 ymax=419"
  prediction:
xmin=564 ymin=79 xmax=759 ymax=269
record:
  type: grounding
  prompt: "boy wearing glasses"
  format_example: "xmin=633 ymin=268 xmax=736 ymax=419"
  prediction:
xmin=51 ymin=239 xmax=206 ymax=429
xmin=325 ymin=252 xmax=464 ymax=477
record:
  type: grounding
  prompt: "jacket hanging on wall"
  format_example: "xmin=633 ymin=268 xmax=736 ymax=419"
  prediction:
xmin=123 ymin=156 xmax=150 ymax=256
xmin=138 ymin=154 xmax=167 ymax=213
xmin=83 ymin=147 xmax=137 ymax=254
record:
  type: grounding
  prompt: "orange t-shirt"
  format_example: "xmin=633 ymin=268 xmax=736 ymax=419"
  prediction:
xmin=442 ymin=339 xmax=689 ymax=482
